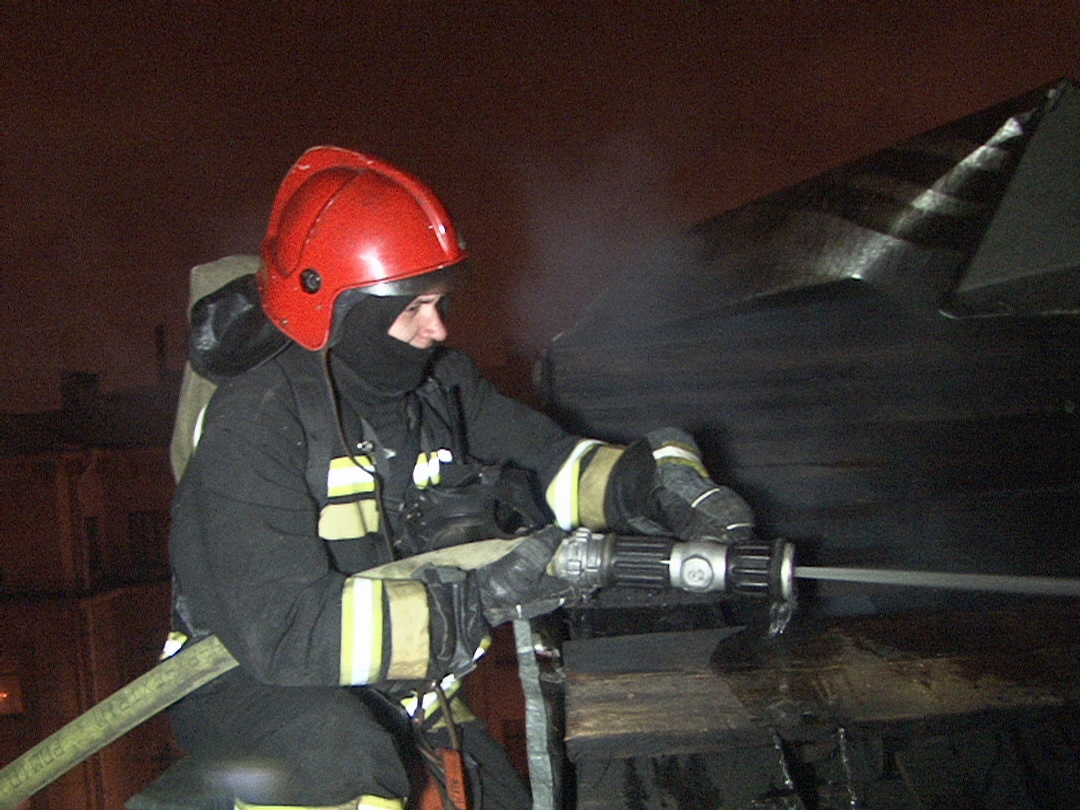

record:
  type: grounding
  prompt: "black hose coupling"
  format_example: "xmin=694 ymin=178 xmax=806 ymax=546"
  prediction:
xmin=550 ymin=529 xmax=795 ymax=603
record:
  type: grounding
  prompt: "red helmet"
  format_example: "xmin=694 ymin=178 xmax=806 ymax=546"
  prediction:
xmin=258 ymin=146 xmax=467 ymax=350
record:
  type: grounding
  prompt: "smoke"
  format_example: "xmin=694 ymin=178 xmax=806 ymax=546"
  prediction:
xmin=512 ymin=130 xmax=698 ymax=357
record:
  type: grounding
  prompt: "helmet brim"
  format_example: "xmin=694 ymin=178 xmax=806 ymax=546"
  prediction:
xmin=360 ymin=260 xmax=466 ymax=298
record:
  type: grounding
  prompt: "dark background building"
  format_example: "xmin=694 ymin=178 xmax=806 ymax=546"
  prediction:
xmin=0 ymin=379 xmax=176 ymax=809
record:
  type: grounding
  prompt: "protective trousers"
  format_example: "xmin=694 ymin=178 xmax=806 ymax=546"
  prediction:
xmin=168 ymin=667 xmax=530 ymax=810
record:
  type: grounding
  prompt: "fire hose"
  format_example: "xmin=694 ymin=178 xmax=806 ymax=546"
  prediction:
xmin=0 ymin=634 xmax=238 ymax=809
xmin=2 ymin=532 xmax=1079 ymax=809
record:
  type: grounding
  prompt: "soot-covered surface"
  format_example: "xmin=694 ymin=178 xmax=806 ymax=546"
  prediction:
xmin=539 ymin=79 xmax=1079 ymax=619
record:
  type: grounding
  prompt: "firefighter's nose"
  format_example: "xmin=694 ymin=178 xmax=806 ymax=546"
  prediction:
xmin=423 ymin=307 xmax=447 ymax=342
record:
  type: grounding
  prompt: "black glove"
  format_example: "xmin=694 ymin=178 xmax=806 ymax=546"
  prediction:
xmin=417 ymin=565 xmax=490 ymax=680
xmin=604 ymin=427 xmax=754 ymax=542
xmin=473 ymin=526 xmax=581 ymax=624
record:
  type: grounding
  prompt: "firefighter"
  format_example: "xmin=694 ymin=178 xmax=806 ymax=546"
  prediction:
xmin=166 ymin=146 xmax=755 ymax=810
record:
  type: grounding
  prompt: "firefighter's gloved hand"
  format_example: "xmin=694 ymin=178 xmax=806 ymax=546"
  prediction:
xmin=417 ymin=565 xmax=490 ymax=680
xmin=474 ymin=526 xmax=580 ymax=625
xmin=605 ymin=427 xmax=754 ymax=543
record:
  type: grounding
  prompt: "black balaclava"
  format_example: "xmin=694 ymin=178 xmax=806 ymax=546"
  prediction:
xmin=331 ymin=294 xmax=438 ymax=394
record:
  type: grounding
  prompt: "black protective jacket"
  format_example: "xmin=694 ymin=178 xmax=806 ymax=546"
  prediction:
xmin=169 ymin=342 xmax=581 ymax=687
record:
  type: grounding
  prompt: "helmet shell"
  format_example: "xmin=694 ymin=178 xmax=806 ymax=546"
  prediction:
xmin=258 ymin=146 xmax=466 ymax=350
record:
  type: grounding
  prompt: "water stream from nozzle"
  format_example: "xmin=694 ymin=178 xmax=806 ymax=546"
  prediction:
xmin=794 ymin=565 xmax=1080 ymax=597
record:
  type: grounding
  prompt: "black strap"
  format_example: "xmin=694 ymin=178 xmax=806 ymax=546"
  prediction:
xmin=416 ymin=375 xmax=468 ymax=459
xmin=278 ymin=347 xmax=339 ymax=507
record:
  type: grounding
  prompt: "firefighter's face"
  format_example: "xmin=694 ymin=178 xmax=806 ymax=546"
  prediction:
xmin=387 ymin=294 xmax=448 ymax=348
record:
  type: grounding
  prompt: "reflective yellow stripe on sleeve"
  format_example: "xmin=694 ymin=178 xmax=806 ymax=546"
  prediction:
xmin=340 ymin=576 xmax=384 ymax=685
xmin=341 ymin=577 xmax=432 ymax=684
xmin=652 ymin=442 xmax=708 ymax=476
xmin=383 ymin=579 xmax=431 ymax=680
xmin=577 ymin=443 xmax=625 ymax=530
xmin=545 ymin=439 xmax=601 ymax=530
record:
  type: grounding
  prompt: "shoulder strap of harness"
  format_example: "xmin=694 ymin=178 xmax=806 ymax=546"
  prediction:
xmin=276 ymin=346 xmax=342 ymax=508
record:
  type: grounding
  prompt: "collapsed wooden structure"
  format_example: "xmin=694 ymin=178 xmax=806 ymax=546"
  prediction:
xmin=563 ymin=607 xmax=1080 ymax=808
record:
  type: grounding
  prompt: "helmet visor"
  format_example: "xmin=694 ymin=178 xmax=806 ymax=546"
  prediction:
xmin=327 ymin=261 xmax=466 ymax=347
xmin=360 ymin=260 xmax=465 ymax=297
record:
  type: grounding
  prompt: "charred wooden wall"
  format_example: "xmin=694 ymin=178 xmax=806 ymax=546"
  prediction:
xmin=538 ymin=80 xmax=1079 ymax=617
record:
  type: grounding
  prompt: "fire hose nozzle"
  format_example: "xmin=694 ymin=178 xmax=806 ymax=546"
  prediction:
xmin=551 ymin=528 xmax=796 ymax=603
